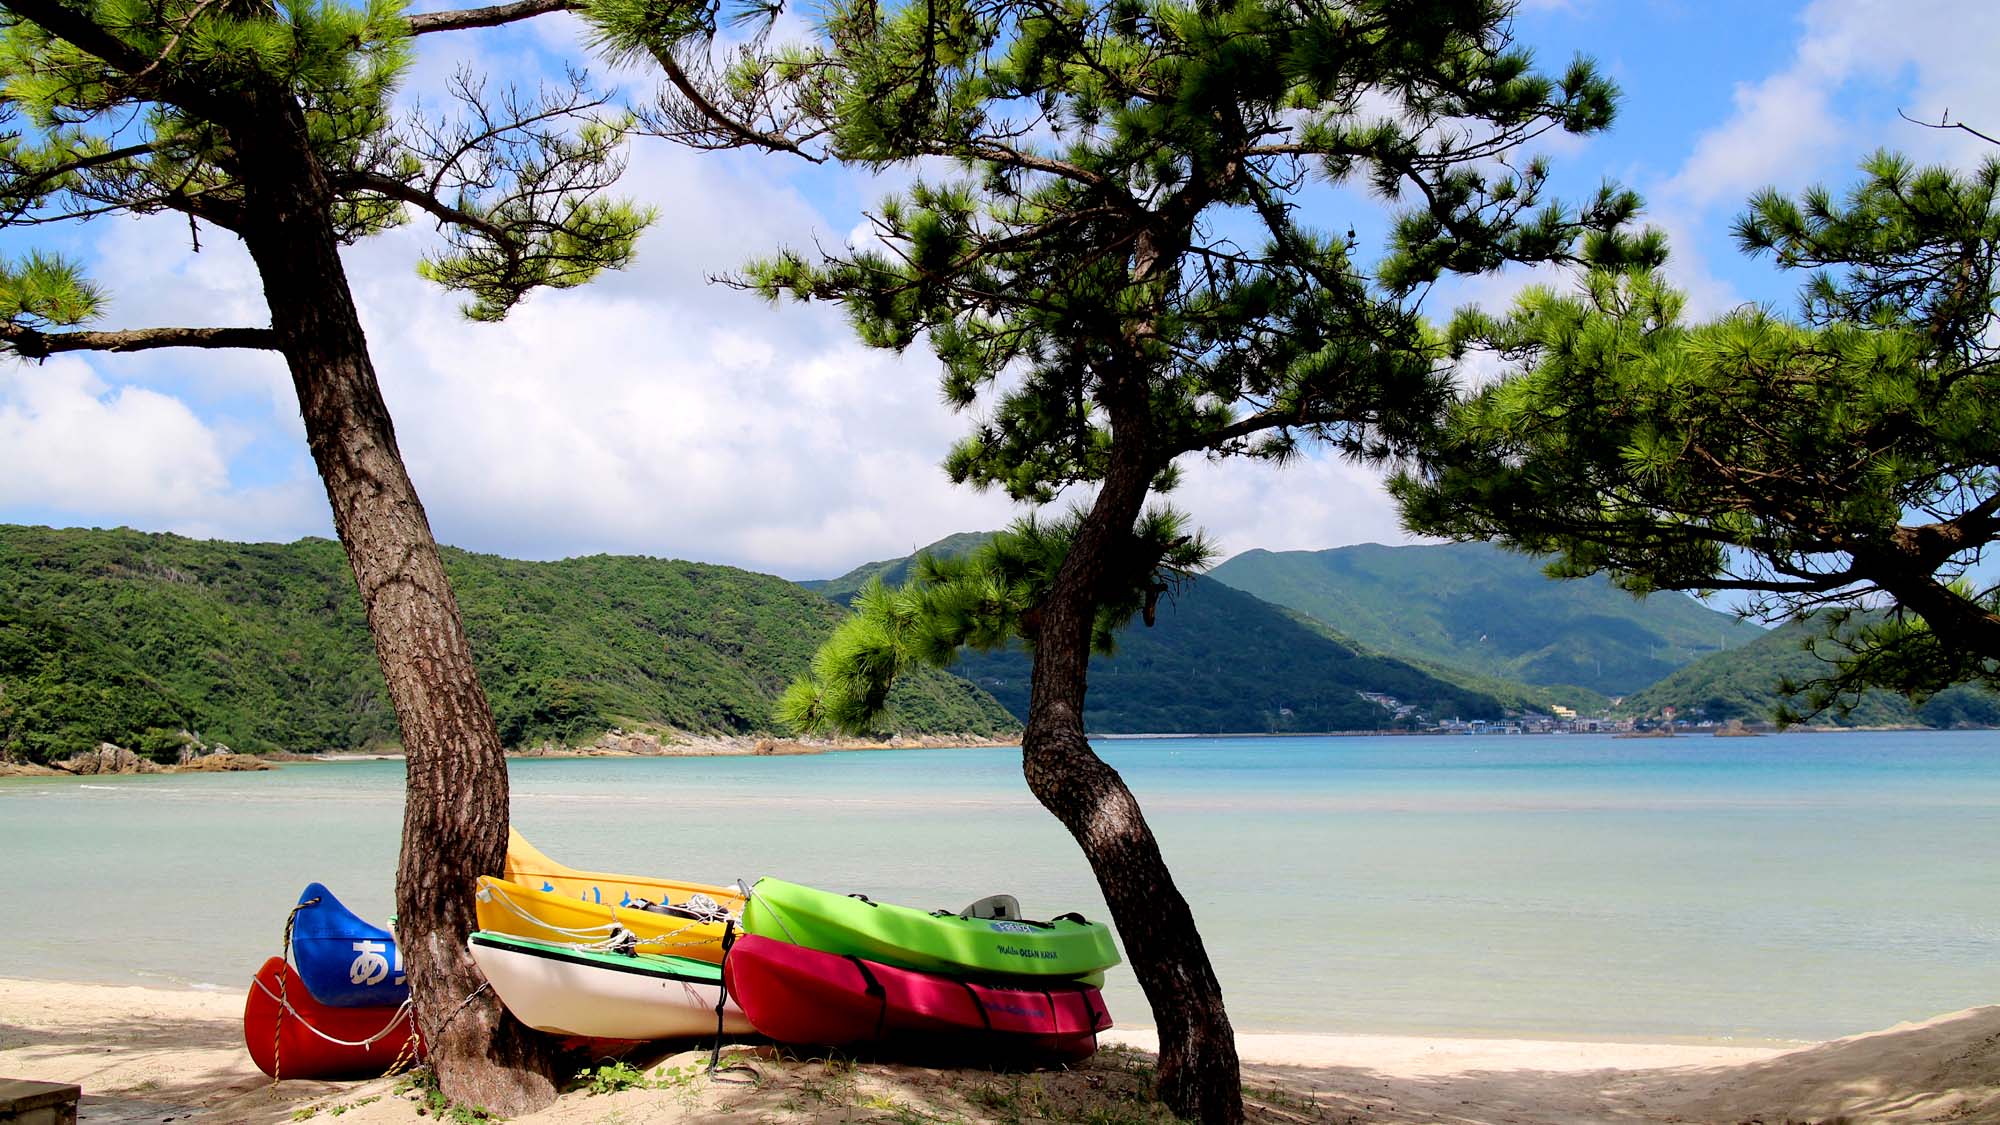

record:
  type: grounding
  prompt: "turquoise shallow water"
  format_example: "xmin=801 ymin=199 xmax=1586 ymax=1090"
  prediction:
xmin=3 ymin=730 xmax=1998 ymax=1043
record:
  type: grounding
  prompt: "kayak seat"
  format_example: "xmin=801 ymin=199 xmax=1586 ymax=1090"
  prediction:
xmin=959 ymin=893 xmax=1022 ymax=921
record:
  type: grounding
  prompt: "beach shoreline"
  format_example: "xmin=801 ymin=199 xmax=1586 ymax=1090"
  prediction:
xmin=4 ymin=975 xmax=1995 ymax=1123
xmin=0 ymin=733 xmax=1023 ymax=777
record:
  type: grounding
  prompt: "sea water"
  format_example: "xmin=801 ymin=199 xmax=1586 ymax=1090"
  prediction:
xmin=2 ymin=730 xmax=1997 ymax=1044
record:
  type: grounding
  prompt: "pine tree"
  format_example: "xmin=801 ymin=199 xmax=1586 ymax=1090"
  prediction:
xmin=711 ymin=0 xmax=1658 ymax=1116
xmin=1393 ymin=152 xmax=2000 ymax=718
xmin=0 ymin=0 xmax=652 ymax=1110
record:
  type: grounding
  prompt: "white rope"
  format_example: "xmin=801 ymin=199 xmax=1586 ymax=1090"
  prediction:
xmin=254 ymin=977 xmax=414 ymax=1048
xmin=735 ymin=878 xmax=799 ymax=946
xmin=477 ymin=880 xmax=733 ymax=951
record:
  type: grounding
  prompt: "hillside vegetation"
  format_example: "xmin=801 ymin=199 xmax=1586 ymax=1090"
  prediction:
xmin=0 ymin=526 xmax=1015 ymax=762
xmin=1211 ymin=541 xmax=1762 ymax=696
xmin=802 ymin=534 xmax=1516 ymax=731
xmin=945 ymin=576 xmax=1508 ymax=732
xmin=800 ymin=532 xmax=996 ymax=600
xmin=1619 ymin=615 xmax=2000 ymax=728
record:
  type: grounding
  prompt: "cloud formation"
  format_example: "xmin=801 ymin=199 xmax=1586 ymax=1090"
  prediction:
xmin=7 ymin=2 xmax=1999 ymax=579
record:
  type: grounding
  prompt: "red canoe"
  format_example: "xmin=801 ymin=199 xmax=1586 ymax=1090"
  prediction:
xmin=243 ymin=957 xmax=422 ymax=1080
xmin=722 ymin=934 xmax=1110 ymax=1061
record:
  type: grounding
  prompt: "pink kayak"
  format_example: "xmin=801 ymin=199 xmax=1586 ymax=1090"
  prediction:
xmin=722 ymin=934 xmax=1110 ymax=1061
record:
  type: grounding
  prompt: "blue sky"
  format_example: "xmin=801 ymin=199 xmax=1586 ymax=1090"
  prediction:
xmin=1 ymin=0 xmax=1995 ymax=580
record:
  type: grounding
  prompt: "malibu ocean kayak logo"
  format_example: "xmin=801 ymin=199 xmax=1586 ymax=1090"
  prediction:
xmin=988 ymin=920 xmax=1034 ymax=934
xmin=996 ymin=944 xmax=1060 ymax=959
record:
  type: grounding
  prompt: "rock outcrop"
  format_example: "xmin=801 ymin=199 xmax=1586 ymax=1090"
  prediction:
xmin=171 ymin=752 xmax=272 ymax=772
xmin=53 ymin=743 xmax=162 ymax=775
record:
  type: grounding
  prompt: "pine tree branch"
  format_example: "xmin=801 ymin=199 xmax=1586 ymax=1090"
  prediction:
xmin=408 ymin=0 xmax=584 ymax=35
xmin=337 ymin=170 xmax=513 ymax=245
xmin=1 ymin=323 xmax=279 ymax=358
xmin=1 ymin=141 xmax=167 ymax=200
xmin=643 ymin=45 xmax=827 ymax=162
xmin=1896 ymin=108 xmax=2000 ymax=148
xmin=2 ymin=0 xmax=245 ymax=123
xmin=962 ymin=140 xmax=1124 ymax=199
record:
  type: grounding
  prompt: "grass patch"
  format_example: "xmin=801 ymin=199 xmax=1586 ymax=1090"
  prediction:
xmin=394 ymin=1066 xmax=497 ymax=1124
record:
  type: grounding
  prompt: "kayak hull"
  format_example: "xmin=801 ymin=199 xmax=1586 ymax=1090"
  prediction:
xmin=739 ymin=877 xmax=1119 ymax=979
xmin=505 ymin=829 xmax=743 ymax=915
xmin=475 ymin=876 xmax=734 ymax=962
xmin=289 ymin=882 xmax=407 ymax=1008
xmin=723 ymin=934 xmax=1110 ymax=1061
xmin=469 ymin=931 xmax=751 ymax=1040
xmin=243 ymin=957 xmax=419 ymax=1080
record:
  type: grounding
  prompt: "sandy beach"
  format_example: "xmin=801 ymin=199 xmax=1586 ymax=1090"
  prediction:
xmin=4 ymin=977 xmax=1996 ymax=1123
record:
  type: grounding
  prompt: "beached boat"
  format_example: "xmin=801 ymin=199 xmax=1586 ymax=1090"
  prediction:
xmin=722 ymin=934 xmax=1110 ymax=1060
xmin=288 ymin=882 xmax=406 ymax=1008
xmin=505 ymin=829 xmax=743 ymax=914
xmin=739 ymin=877 xmax=1120 ymax=979
xmin=467 ymin=931 xmax=752 ymax=1040
xmin=243 ymin=957 xmax=420 ymax=1080
xmin=473 ymin=875 xmax=736 ymax=962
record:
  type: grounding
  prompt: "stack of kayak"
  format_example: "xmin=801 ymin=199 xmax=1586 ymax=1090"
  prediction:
xmin=726 ymin=878 xmax=1117 ymax=1061
xmin=245 ymin=829 xmax=1119 ymax=1081
xmin=243 ymin=883 xmax=420 ymax=1080
xmin=466 ymin=831 xmax=752 ymax=1039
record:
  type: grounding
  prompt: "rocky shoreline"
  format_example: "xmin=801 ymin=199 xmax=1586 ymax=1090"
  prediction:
xmin=0 ymin=728 xmax=1018 ymax=776
xmin=507 ymin=727 xmax=1019 ymax=759
xmin=0 ymin=741 xmax=273 ymax=777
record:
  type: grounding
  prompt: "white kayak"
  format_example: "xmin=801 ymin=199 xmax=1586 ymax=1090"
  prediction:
xmin=468 ymin=930 xmax=752 ymax=1040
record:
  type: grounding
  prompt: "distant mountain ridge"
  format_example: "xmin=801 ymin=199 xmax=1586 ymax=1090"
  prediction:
xmin=0 ymin=525 xmax=1015 ymax=762
xmin=1210 ymin=541 xmax=1763 ymax=696
xmin=799 ymin=533 xmax=1513 ymax=732
xmin=802 ymin=532 xmax=996 ymax=602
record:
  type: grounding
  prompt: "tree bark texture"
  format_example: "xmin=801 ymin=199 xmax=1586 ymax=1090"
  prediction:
xmin=228 ymin=93 xmax=559 ymax=1116
xmin=1023 ymin=396 xmax=1244 ymax=1123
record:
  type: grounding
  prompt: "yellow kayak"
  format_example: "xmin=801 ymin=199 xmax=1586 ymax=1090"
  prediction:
xmin=474 ymin=831 xmax=744 ymax=963
xmin=505 ymin=828 xmax=741 ymax=910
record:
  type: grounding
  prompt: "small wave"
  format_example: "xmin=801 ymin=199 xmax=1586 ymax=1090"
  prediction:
xmin=78 ymin=784 xmax=121 ymax=791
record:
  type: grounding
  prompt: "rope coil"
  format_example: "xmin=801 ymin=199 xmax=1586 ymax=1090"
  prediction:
xmin=476 ymin=880 xmax=732 ymax=952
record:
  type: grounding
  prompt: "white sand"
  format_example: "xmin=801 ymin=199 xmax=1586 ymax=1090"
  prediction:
xmin=3 ymin=976 xmax=1996 ymax=1123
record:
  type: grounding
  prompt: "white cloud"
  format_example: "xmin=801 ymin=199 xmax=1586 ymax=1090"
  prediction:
xmin=1172 ymin=453 xmax=1424 ymax=563
xmin=0 ymin=358 xmax=226 ymax=514
xmin=1633 ymin=0 xmax=2000 ymax=327
xmin=1666 ymin=0 xmax=2000 ymax=209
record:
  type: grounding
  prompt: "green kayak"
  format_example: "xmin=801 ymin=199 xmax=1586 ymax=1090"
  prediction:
xmin=738 ymin=877 xmax=1120 ymax=979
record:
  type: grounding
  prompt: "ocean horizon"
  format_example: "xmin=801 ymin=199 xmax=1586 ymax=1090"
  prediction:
xmin=3 ymin=729 xmax=1996 ymax=1045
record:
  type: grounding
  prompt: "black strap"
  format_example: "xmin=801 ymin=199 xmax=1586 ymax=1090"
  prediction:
xmin=957 ymin=980 xmax=991 ymax=1030
xmin=847 ymin=893 xmax=878 ymax=906
xmin=846 ymin=955 xmax=885 ymax=998
xmin=1052 ymin=912 xmax=1089 ymax=925
xmin=846 ymin=956 xmax=889 ymax=1040
xmin=708 ymin=919 xmax=736 ymax=1075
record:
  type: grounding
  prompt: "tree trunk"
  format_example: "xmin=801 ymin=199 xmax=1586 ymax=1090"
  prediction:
xmin=229 ymin=94 xmax=559 ymax=1116
xmin=1023 ymin=413 xmax=1243 ymax=1123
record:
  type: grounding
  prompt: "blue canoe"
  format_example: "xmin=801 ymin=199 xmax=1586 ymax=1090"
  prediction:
xmin=289 ymin=882 xmax=408 ymax=1008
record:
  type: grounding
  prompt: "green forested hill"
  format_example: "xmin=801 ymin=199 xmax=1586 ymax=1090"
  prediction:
xmin=799 ymin=533 xmax=1512 ymax=731
xmin=0 ymin=526 xmax=1016 ymax=762
xmin=801 ymin=532 xmax=995 ymax=602
xmin=1210 ymin=541 xmax=1762 ymax=696
xmin=1618 ymin=615 xmax=2000 ymax=728
xmin=944 ymin=576 xmax=1507 ymax=732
